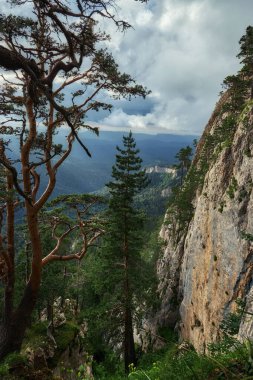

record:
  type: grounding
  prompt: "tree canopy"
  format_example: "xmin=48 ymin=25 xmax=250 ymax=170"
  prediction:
xmin=0 ymin=0 xmax=149 ymax=360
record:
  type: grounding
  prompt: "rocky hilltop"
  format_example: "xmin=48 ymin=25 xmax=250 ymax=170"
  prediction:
xmin=157 ymin=68 xmax=253 ymax=351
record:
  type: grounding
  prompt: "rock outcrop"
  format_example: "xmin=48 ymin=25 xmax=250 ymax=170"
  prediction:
xmin=157 ymin=92 xmax=253 ymax=352
xmin=145 ymin=166 xmax=177 ymax=175
xmin=8 ymin=298 xmax=94 ymax=380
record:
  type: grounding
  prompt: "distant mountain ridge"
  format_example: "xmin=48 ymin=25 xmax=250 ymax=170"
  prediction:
xmin=54 ymin=131 xmax=197 ymax=195
xmin=6 ymin=130 xmax=197 ymax=196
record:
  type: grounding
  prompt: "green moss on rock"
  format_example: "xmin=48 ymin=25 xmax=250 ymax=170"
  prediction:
xmin=22 ymin=321 xmax=48 ymax=351
xmin=48 ymin=322 xmax=79 ymax=368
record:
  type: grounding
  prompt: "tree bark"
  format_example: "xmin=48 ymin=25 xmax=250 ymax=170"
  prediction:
xmin=3 ymin=169 xmax=15 ymax=325
xmin=0 ymin=209 xmax=43 ymax=358
xmin=0 ymin=175 xmax=43 ymax=360
xmin=123 ymin=224 xmax=136 ymax=373
xmin=0 ymin=281 xmax=39 ymax=358
xmin=124 ymin=305 xmax=136 ymax=373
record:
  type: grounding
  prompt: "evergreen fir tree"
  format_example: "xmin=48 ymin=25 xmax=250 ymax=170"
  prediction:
xmin=237 ymin=25 xmax=253 ymax=76
xmin=175 ymin=146 xmax=193 ymax=186
xmin=101 ymin=131 xmax=149 ymax=373
xmin=237 ymin=25 xmax=253 ymax=99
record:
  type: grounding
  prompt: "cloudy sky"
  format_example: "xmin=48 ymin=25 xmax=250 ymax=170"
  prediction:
xmin=89 ymin=0 xmax=253 ymax=136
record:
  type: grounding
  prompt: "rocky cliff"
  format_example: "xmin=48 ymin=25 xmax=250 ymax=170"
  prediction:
xmin=157 ymin=85 xmax=253 ymax=352
xmin=145 ymin=166 xmax=177 ymax=175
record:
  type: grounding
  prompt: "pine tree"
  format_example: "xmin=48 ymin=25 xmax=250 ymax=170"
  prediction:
xmin=100 ymin=132 xmax=149 ymax=373
xmin=175 ymin=146 xmax=193 ymax=186
xmin=0 ymin=0 xmax=149 ymax=359
xmin=237 ymin=25 xmax=253 ymax=77
xmin=236 ymin=25 xmax=253 ymax=99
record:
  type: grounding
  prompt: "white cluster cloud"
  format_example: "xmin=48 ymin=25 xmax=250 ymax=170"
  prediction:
xmin=99 ymin=98 xmax=188 ymax=134
xmin=94 ymin=0 xmax=253 ymax=135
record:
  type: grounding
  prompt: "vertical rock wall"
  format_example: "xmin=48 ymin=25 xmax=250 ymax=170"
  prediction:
xmin=157 ymin=108 xmax=253 ymax=352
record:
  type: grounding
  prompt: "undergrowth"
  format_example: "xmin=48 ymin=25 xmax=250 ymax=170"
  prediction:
xmin=92 ymin=323 xmax=253 ymax=380
xmin=93 ymin=341 xmax=253 ymax=380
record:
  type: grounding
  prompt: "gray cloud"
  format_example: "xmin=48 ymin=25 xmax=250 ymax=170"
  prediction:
xmin=94 ymin=0 xmax=253 ymax=135
xmin=1 ymin=0 xmax=252 ymax=136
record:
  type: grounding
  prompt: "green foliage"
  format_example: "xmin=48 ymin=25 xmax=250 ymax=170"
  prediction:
xmin=35 ymin=322 xmax=79 ymax=370
xmin=22 ymin=320 xmax=78 ymax=358
xmin=166 ymin=165 xmax=199 ymax=241
xmin=227 ymin=177 xmax=238 ymax=199
xmin=3 ymin=352 xmax=27 ymax=368
xmin=0 ymin=353 xmax=28 ymax=379
xmin=94 ymin=337 xmax=253 ymax=380
xmin=135 ymin=171 xmax=177 ymax=229
xmin=93 ymin=351 xmax=125 ymax=379
xmin=53 ymin=322 xmax=79 ymax=352
xmin=241 ymin=231 xmax=253 ymax=242
xmin=0 ymin=353 xmax=28 ymax=380
xmin=0 ymin=363 xmax=8 ymax=376
xmin=0 ymin=0 xmax=150 ymax=360
xmin=104 ymin=134 xmax=151 ymax=281
xmin=128 ymin=350 xmax=215 ymax=380
xmin=22 ymin=320 xmax=79 ymax=369
xmin=220 ymin=310 xmax=243 ymax=336
xmin=22 ymin=321 xmax=48 ymax=351
xmin=222 ymin=75 xmax=249 ymax=112
xmin=239 ymin=99 xmax=253 ymax=127
xmin=174 ymin=146 xmax=193 ymax=185
xmin=237 ymin=25 xmax=253 ymax=76
xmin=166 ymin=23 xmax=253 ymax=243
xmin=208 ymin=299 xmax=245 ymax=356
xmin=218 ymin=201 xmax=226 ymax=213
xmin=79 ymin=132 xmax=157 ymax=373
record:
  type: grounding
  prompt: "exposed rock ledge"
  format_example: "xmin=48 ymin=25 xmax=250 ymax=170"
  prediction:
xmin=145 ymin=165 xmax=176 ymax=175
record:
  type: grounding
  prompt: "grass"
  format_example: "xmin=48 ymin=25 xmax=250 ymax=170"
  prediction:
xmin=1 ymin=323 xmax=253 ymax=379
xmin=91 ymin=328 xmax=253 ymax=380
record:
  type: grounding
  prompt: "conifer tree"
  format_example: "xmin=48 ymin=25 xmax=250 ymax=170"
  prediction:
xmin=237 ymin=26 xmax=253 ymax=77
xmin=175 ymin=146 xmax=193 ymax=186
xmin=0 ymin=0 xmax=149 ymax=359
xmin=100 ymin=132 xmax=149 ymax=373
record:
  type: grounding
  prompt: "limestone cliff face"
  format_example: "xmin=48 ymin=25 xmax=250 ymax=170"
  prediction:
xmin=145 ymin=166 xmax=177 ymax=175
xmin=157 ymin=96 xmax=253 ymax=352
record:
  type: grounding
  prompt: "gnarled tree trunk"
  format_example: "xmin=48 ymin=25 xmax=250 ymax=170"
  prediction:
xmin=0 ymin=157 xmax=43 ymax=359
xmin=0 ymin=202 xmax=42 ymax=360
xmin=0 ymin=282 xmax=40 ymax=358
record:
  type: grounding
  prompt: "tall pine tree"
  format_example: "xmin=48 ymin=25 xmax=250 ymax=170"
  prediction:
xmin=101 ymin=131 xmax=149 ymax=373
xmin=237 ymin=26 xmax=253 ymax=77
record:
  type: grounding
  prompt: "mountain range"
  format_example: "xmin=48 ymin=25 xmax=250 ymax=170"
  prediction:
xmin=49 ymin=130 xmax=197 ymax=195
